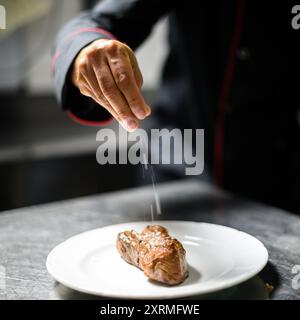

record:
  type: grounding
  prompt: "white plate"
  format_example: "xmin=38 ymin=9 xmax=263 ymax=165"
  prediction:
xmin=46 ymin=221 xmax=268 ymax=299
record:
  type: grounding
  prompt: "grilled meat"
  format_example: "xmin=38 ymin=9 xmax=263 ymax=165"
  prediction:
xmin=116 ymin=225 xmax=188 ymax=285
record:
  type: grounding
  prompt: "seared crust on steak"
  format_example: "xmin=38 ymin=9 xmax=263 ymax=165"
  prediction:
xmin=116 ymin=225 xmax=188 ymax=285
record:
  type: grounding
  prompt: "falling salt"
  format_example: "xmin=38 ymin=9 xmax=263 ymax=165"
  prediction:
xmin=150 ymin=204 xmax=154 ymax=222
xmin=150 ymin=166 xmax=162 ymax=215
xmin=140 ymin=134 xmax=162 ymax=221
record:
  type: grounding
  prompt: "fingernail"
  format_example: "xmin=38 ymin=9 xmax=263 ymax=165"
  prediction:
xmin=133 ymin=108 xmax=146 ymax=120
xmin=124 ymin=119 xmax=138 ymax=131
xmin=145 ymin=105 xmax=151 ymax=116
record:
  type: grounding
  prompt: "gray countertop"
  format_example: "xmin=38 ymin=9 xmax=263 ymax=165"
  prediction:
xmin=0 ymin=179 xmax=299 ymax=300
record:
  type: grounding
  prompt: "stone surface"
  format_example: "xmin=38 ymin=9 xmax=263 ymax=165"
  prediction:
xmin=0 ymin=179 xmax=299 ymax=299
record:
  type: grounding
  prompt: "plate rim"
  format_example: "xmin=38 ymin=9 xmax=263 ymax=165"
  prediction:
xmin=46 ymin=221 xmax=269 ymax=299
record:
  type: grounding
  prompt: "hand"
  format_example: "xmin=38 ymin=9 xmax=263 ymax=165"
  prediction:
xmin=72 ymin=39 xmax=151 ymax=132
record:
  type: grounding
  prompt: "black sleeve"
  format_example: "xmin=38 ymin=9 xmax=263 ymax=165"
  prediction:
xmin=52 ymin=0 xmax=175 ymax=125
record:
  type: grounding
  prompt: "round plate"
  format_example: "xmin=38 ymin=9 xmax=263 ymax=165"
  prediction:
xmin=46 ymin=221 xmax=268 ymax=299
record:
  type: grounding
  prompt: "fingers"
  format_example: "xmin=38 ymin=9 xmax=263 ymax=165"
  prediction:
xmin=107 ymin=50 xmax=151 ymax=120
xmin=79 ymin=67 xmax=121 ymax=123
xmin=129 ymin=52 xmax=144 ymax=89
xmin=72 ymin=39 xmax=152 ymax=132
xmin=92 ymin=61 xmax=139 ymax=132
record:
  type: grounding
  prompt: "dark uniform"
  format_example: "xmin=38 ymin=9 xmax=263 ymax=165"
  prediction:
xmin=52 ymin=0 xmax=300 ymax=213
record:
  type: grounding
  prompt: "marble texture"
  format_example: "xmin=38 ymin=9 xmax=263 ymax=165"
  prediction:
xmin=0 ymin=179 xmax=299 ymax=300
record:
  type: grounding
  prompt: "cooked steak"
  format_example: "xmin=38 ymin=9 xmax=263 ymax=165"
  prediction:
xmin=116 ymin=225 xmax=188 ymax=285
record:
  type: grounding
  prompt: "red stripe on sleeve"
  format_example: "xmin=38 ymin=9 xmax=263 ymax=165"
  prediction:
xmin=50 ymin=49 xmax=61 ymax=76
xmin=50 ymin=27 xmax=116 ymax=73
xmin=65 ymin=27 xmax=116 ymax=41
xmin=67 ymin=110 xmax=114 ymax=127
xmin=213 ymin=0 xmax=246 ymax=186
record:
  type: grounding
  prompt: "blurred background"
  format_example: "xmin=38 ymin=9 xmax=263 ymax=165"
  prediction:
xmin=0 ymin=0 xmax=169 ymax=211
